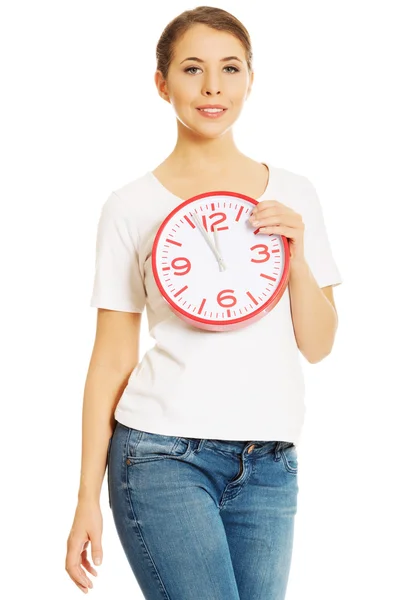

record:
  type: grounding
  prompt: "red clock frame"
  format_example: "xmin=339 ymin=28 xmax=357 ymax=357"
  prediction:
xmin=152 ymin=190 xmax=290 ymax=330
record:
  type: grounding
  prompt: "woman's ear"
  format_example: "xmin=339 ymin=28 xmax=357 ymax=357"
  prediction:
xmin=154 ymin=70 xmax=170 ymax=103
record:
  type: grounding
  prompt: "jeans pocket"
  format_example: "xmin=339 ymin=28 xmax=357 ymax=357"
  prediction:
xmin=126 ymin=428 xmax=192 ymax=464
xmin=281 ymin=443 xmax=298 ymax=474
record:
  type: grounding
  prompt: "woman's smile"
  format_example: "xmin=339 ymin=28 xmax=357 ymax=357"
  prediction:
xmin=196 ymin=107 xmax=228 ymax=118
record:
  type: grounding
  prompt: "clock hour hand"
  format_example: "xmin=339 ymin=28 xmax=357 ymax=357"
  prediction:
xmin=212 ymin=227 xmax=227 ymax=271
xmin=191 ymin=211 xmax=227 ymax=271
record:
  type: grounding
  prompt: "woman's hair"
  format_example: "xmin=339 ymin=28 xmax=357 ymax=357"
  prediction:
xmin=156 ymin=6 xmax=253 ymax=80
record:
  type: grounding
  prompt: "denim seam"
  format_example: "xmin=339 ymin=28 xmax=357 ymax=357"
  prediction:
xmin=179 ymin=476 xmax=231 ymax=597
xmin=220 ymin=459 xmax=255 ymax=507
xmin=281 ymin=448 xmax=298 ymax=474
xmin=126 ymin=426 xmax=143 ymax=458
xmin=124 ymin=442 xmax=171 ymax=599
xmin=175 ymin=438 xmax=194 ymax=459
xmin=125 ymin=437 xmax=193 ymax=462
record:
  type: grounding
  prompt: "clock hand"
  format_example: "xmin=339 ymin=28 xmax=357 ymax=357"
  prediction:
xmin=191 ymin=213 xmax=223 ymax=268
xmin=191 ymin=211 xmax=227 ymax=271
xmin=213 ymin=227 xmax=228 ymax=272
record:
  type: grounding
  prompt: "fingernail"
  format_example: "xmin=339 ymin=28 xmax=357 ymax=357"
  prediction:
xmin=94 ymin=557 xmax=101 ymax=565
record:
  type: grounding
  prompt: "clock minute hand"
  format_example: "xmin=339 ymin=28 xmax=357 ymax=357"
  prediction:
xmin=212 ymin=228 xmax=227 ymax=271
xmin=191 ymin=211 xmax=227 ymax=271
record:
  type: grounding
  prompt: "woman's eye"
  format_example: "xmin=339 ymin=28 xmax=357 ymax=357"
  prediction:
xmin=184 ymin=66 xmax=239 ymax=75
xmin=185 ymin=67 xmax=201 ymax=75
xmin=224 ymin=66 xmax=239 ymax=73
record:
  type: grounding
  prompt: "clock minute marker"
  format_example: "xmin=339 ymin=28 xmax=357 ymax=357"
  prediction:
xmin=165 ymin=238 xmax=182 ymax=247
xmin=246 ymin=291 xmax=259 ymax=305
xmin=235 ymin=205 xmax=244 ymax=222
xmin=184 ymin=215 xmax=196 ymax=228
xmin=260 ymin=274 xmax=277 ymax=281
xmin=198 ymin=298 xmax=206 ymax=315
xmin=173 ymin=286 xmax=188 ymax=298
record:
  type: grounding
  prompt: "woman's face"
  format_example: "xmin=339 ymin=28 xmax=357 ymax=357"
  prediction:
xmin=155 ymin=24 xmax=253 ymax=138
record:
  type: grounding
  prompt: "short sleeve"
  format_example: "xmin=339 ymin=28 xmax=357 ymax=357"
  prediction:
xmin=302 ymin=178 xmax=343 ymax=288
xmin=89 ymin=191 xmax=146 ymax=312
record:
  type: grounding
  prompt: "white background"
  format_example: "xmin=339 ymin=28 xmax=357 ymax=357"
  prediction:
xmin=1 ymin=1 xmax=399 ymax=598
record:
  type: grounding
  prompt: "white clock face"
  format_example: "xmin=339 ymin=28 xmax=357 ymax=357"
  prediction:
xmin=152 ymin=191 xmax=290 ymax=331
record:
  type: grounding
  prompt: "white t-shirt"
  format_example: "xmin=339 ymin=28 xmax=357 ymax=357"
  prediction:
xmin=90 ymin=164 xmax=342 ymax=445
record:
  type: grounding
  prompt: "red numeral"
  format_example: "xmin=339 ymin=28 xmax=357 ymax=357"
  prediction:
xmin=217 ymin=289 xmax=237 ymax=308
xmin=210 ymin=212 xmax=229 ymax=232
xmin=250 ymin=243 xmax=271 ymax=263
xmin=201 ymin=212 xmax=229 ymax=232
xmin=171 ymin=257 xmax=191 ymax=276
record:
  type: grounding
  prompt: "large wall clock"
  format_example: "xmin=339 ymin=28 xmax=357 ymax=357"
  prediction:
xmin=152 ymin=190 xmax=290 ymax=331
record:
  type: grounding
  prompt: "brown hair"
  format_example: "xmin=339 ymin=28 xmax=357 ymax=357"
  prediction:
xmin=156 ymin=6 xmax=253 ymax=80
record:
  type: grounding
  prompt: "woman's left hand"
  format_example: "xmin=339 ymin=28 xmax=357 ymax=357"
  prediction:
xmin=249 ymin=200 xmax=306 ymax=265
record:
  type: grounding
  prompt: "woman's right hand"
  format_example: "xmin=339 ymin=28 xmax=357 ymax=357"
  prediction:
xmin=65 ymin=500 xmax=103 ymax=594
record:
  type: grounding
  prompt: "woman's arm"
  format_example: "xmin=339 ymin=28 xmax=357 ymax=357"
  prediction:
xmin=288 ymin=259 xmax=338 ymax=364
xmin=249 ymin=199 xmax=340 ymax=364
xmin=77 ymin=309 xmax=142 ymax=503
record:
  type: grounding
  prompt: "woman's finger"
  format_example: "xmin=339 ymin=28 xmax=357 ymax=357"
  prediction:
xmin=258 ymin=225 xmax=295 ymax=237
xmin=66 ymin=536 xmax=93 ymax=592
xmin=82 ymin=549 xmax=98 ymax=577
xmin=77 ymin=564 xmax=93 ymax=589
xmin=251 ymin=214 xmax=299 ymax=228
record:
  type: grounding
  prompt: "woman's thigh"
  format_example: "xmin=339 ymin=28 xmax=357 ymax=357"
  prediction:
xmin=107 ymin=421 xmax=298 ymax=600
xmin=216 ymin=439 xmax=299 ymax=599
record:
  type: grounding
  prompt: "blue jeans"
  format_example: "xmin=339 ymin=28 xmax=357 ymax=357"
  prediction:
xmin=107 ymin=421 xmax=299 ymax=600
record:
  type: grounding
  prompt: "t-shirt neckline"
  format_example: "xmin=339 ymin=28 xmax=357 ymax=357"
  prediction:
xmin=147 ymin=162 xmax=272 ymax=204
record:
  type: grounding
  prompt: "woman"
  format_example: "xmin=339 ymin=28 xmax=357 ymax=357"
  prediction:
xmin=65 ymin=6 xmax=342 ymax=598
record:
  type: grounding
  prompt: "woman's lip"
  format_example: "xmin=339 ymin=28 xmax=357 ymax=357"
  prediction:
xmin=196 ymin=108 xmax=227 ymax=118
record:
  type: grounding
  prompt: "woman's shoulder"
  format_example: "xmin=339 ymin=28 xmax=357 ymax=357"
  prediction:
xmin=269 ymin=163 xmax=312 ymax=185
xmin=112 ymin=171 xmax=154 ymax=202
